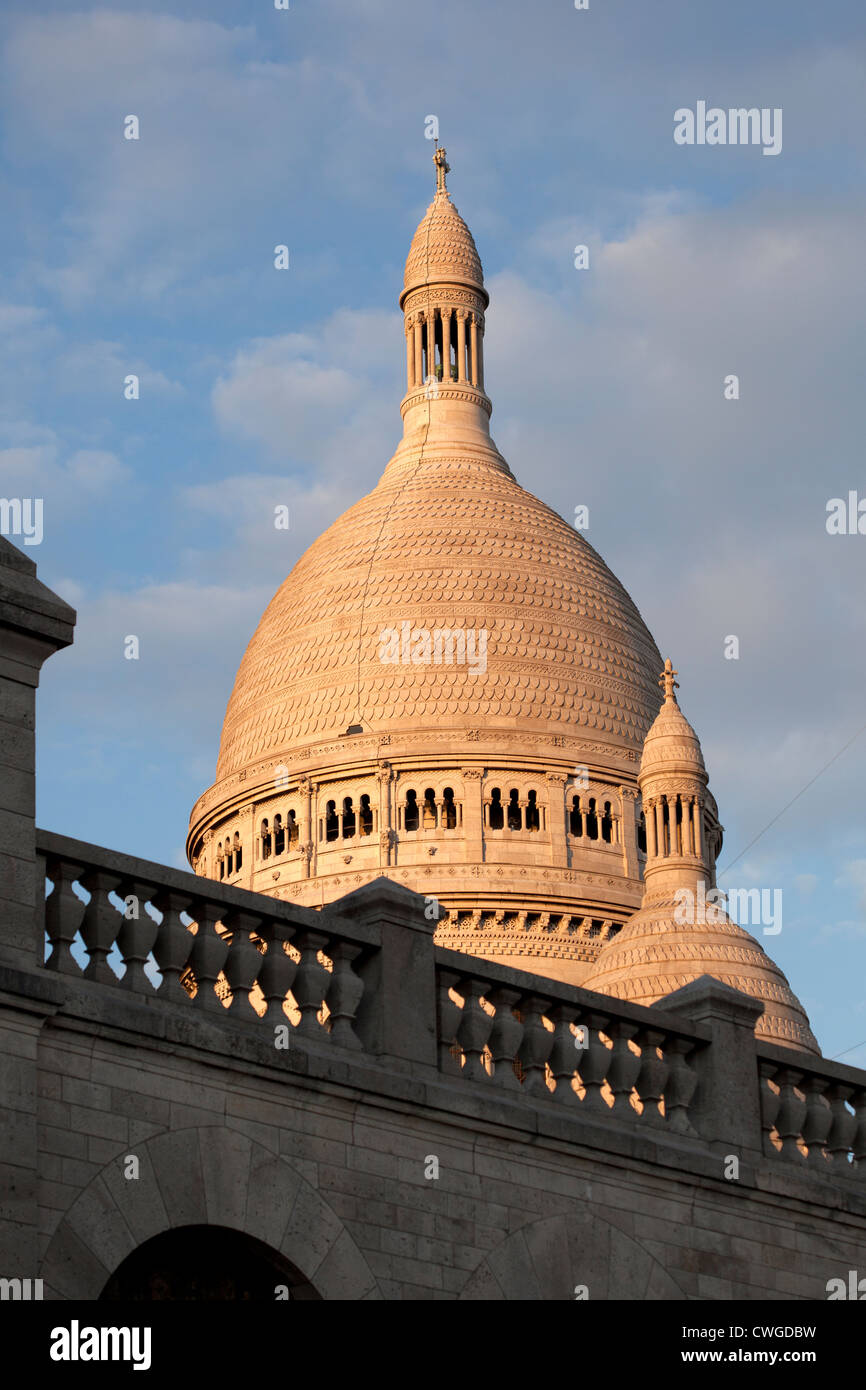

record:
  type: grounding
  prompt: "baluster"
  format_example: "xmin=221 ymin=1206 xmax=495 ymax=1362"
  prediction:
xmin=759 ymin=1060 xmax=782 ymax=1157
xmin=605 ymin=1019 xmax=641 ymax=1115
xmin=664 ymin=1036 xmax=698 ymax=1135
xmin=517 ymin=995 xmax=555 ymax=1096
xmin=187 ymin=902 xmax=230 ymax=1012
xmin=151 ymin=890 xmax=195 ymax=1002
xmin=292 ymin=929 xmax=331 ymax=1036
xmin=801 ymin=1075 xmax=832 ymax=1168
xmin=486 ymin=987 xmax=523 ymax=1091
xmin=115 ymin=879 xmax=159 ymax=992
xmin=634 ymin=1027 xmax=669 ymax=1127
xmin=257 ymin=931 xmax=296 ymax=1022
xmin=44 ymin=857 xmax=85 ymax=975
xmin=547 ymin=1004 xmax=580 ymax=1105
xmin=456 ymin=977 xmax=494 ymax=1082
xmin=579 ymin=1012 xmax=616 ymax=1112
xmin=824 ymin=1084 xmax=855 ymax=1172
xmin=437 ymin=969 xmax=463 ymax=1074
xmin=325 ymin=941 xmax=365 ymax=1050
xmin=851 ymin=1089 xmax=866 ymax=1179
xmin=773 ymin=1067 xmax=807 ymax=1161
xmin=222 ymin=910 xmax=265 ymax=1019
xmin=79 ymin=869 xmax=124 ymax=984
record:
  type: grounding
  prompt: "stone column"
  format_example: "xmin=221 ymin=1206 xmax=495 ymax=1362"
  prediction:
xmin=693 ymin=797 xmax=703 ymax=860
xmin=378 ymin=765 xmax=392 ymax=868
xmin=405 ymin=317 xmax=414 ymax=393
xmin=470 ymin=315 xmax=479 ymax=387
xmin=0 ymin=537 xmax=75 ymax=1283
xmin=619 ymin=786 xmax=640 ymax=879
xmin=425 ymin=313 xmax=435 ymax=386
xmin=440 ymin=307 xmax=452 ymax=380
xmin=461 ymin=769 xmax=484 ymax=864
xmin=477 ymin=322 xmax=485 ymax=391
xmin=456 ymin=311 xmax=467 ymax=383
xmin=413 ymin=316 xmax=423 ymax=388
xmin=654 ymin=801 xmax=665 ymax=858
xmin=547 ymin=774 xmax=568 ymax=866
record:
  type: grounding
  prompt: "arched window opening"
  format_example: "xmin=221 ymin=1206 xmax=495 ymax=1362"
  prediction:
xmin=325 ymin=801 xmax=339 ymax=842
xmin=423 ymin=788 xmax=437 ymax=829
xmin=507 ymin=789 xmax=522 ymax=831
xmin=525 ymin=789 xmax=539 ymax=832
xmin=100 ymin=1225 xmax=322 ymax=1302
xmin=488 ymin=788 xmax=504 ymax=830
xmin=601 ymin=801 xmax=613 ymax=843
xmin=359 ymin=794 xmax=373 ymax=836
xmin=261 ymin=819 xmax=271 ymax=861
xmin=274 ymin=814 xmax=285 ymax=857
xmin=233 ymin=832 xmax=242 ymax=872
xmin=442 ymin=787 xmax=457 ymax=830
xmin=404 ymin=790 xmax=419 ymax=832
xmin=570 ymin=796 xmax=582 ymax=837
xmin=587 ymin=798 xmax=599 ymax=840
xmin=342 ymin=797 xmax=355 ymax=838
xmin=287 ymin=810 xmax=298 ymax=846
xmin=217 ymin=842 xmax=225 ymax=880
xmin=637 ymin=811 xmax=647 ymax=853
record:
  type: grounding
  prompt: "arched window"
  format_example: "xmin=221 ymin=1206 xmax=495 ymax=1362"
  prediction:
xmin=287 ymin=810 xmax=298 ymax=846
xmin=601 ymin=801 xmax=613 ymax=844
xmin=359 ymin=795 xmax=373 ymax=836
xmin=274 ymin=814 xmax=285 ymax=857
xmin=488 ymin=788 xmax=503 ymax=830
xmin=342 ymin=797 xmax=355 ymax=839
xmin=637 ymin=811 xmax=647 ymax=853
xmin=442 ymin=787 xmax=457 ymax=830
xmin=404 ymin=790 xmax=419 ymax=832
xmin=261 ymin=820 xmax=271 ymax=861
xmin=217 ymin=842 xmax=225 ymax=879
xmin=525 ymin=789 xmax=539 ymax=831
xmin=325 ymin=801 xmax=339 ymax=842
xmin=587 ymin=798 xmax=599 ymax=840
xmin=422 ymin=789 xmax=437 ymax=829
xmin=570 ymin=796 xmax=582 ymax=837
xmin=507 ymin=789 xmax=522 ymax=831
xmin=233 ymin=832 xmax=242 ymax=872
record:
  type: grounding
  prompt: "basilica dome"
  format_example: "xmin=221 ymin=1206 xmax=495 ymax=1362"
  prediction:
xmin=188 ymin=148 xmax=676 ymax=987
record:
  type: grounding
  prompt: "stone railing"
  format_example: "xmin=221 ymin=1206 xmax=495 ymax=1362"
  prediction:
xmin=758 ymin=1041 xmax=866 ymax=1176
xmin=435 ymin=947 xmax=710 ymax=1134
xmin=36 ymin=829 xmax=376 ymax=1050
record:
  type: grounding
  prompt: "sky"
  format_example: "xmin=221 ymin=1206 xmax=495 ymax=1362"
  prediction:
xmin=2 ymin=0 xmax=865 ymax=1063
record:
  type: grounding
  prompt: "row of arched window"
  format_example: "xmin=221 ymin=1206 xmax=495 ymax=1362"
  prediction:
xmin=215 ymin=784 xmax=652 ymax=877
xmin=217 ymin=833 xmax=242 ymax=880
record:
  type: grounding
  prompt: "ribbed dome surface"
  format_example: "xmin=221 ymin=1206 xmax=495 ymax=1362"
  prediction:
xmin=216 ymin=455 xmax=663 ymax=779
xmin=640 ymin=697 xmax=706 ymax=775
xmin=583 ymin=891 xmax=819 ymax=1054
xmin=402 ymin=191 xmax=485 ymax=301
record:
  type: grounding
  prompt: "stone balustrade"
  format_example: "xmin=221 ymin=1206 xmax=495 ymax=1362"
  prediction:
xmin=434 ymin=947 xmax=709 ymax=1134
xmin=36 ymin=828 xmax=376 ymax=1051
xmin=757 ymin=1040 xmax=866 ymax=1176
xmin=28 ymin=830 xmax=866 ymax=1186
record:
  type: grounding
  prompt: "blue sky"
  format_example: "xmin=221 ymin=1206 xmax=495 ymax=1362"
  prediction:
xmin=2 ymin=1 xmax=865 ymax=1062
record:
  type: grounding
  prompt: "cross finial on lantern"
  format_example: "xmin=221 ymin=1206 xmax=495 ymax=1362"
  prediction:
xmin=434 ymin=145 xmax=450 ymax=195
xmin=659 ymin=658 xmax=679 ymax=701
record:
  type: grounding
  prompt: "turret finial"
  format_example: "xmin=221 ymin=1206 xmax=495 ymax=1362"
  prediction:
xmin=433 ymin=144 xmax=450 ymax=195
xmin=659 ymin=658 xmax=679 ymax=702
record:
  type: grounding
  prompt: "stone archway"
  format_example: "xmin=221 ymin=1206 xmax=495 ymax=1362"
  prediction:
xmin=100 ymin=1224 xmax=320 ymax=1300
xmin=460 ymin=1211 xmax=688 ymax=1300
xmin=41 ymin=1126 xmax=379 ymax=1301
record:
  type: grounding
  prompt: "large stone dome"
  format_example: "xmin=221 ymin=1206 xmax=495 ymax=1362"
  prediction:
xmin=216 ymin=459 xmax=661 ymax=779
xmin=188 ymin=148 xmax=669 ymax=987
